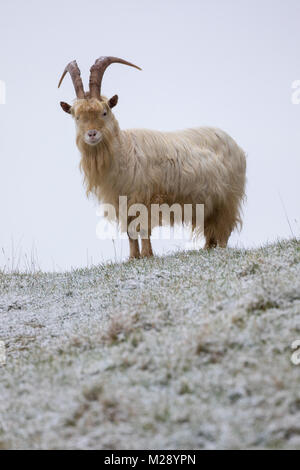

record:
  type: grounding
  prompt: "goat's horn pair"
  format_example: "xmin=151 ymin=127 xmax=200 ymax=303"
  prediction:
xmin=58 ymin=56 xmax=142 ymax=100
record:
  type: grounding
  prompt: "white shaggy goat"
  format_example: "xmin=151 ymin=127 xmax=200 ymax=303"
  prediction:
xmin=59 ymin=56 xmax=246 ymax=259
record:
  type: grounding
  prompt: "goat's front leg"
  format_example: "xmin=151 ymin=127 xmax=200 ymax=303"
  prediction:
xmin=141 ymin=238 xmax=153 ymax=258
xmin=127 ymin=216 xmax=140 ymax=260
xmin=141 ymin=225 xmax=153 ymax=258
xmin=128 ymin=236 xmax=140 ymax=259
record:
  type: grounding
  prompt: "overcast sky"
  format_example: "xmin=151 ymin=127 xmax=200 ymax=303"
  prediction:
xmin=0 ymin=0 xmax=299 ymax=270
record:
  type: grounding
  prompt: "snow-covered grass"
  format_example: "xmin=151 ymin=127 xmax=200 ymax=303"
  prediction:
xmin=0 ymin=239 xmax=299 ymax=449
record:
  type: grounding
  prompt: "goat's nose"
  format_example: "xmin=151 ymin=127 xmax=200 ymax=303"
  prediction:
xmin=88 ymin=130 xmax=97 ymax=138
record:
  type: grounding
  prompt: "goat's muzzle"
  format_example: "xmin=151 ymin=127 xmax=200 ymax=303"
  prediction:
xmin=84 ymin=129 xmax=102 ymax=146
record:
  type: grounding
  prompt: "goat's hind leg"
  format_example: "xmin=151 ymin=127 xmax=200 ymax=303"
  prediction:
xmin=204 ymin=212 xmax=232 ymax=249
xmin=204 ymin=221 xmax=218 ymax=250
xmin=204 ymin=236 xmax=218 ymax=250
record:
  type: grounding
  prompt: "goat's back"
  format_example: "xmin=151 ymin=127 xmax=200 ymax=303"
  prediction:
xmin=123 ymin=127 xmax=246 ymax=210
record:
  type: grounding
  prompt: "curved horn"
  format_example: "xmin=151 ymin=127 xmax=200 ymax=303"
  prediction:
xmin=89 ymin=56 xmax=142 ymax=100
xmin=58 ymin=60 xmax=85 ymax=99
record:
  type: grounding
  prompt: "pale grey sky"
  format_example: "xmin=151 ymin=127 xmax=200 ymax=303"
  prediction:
xmin=0 ymin=0 xmax=299 ymax=270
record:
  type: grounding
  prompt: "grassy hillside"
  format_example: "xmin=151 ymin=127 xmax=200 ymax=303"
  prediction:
xmin=0 ymin=239 xmax=300 ymax=449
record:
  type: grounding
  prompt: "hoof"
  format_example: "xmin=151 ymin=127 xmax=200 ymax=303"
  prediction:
xmin=141 ymin=251 xmax=154 ymax=258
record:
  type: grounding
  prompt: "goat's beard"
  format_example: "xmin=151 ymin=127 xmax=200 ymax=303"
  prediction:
xmin=78 ymin=126 xmax=116 ymax=196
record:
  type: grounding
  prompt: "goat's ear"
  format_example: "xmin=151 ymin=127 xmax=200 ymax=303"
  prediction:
xmin=60 ymin=101 xmax=72 ymax=114
xmin=108 ymin=95 xmax=118 ymax=109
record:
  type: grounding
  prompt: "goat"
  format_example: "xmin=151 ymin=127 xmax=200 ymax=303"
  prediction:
xmin=58 ymin=57 xmax=246 ymax=259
